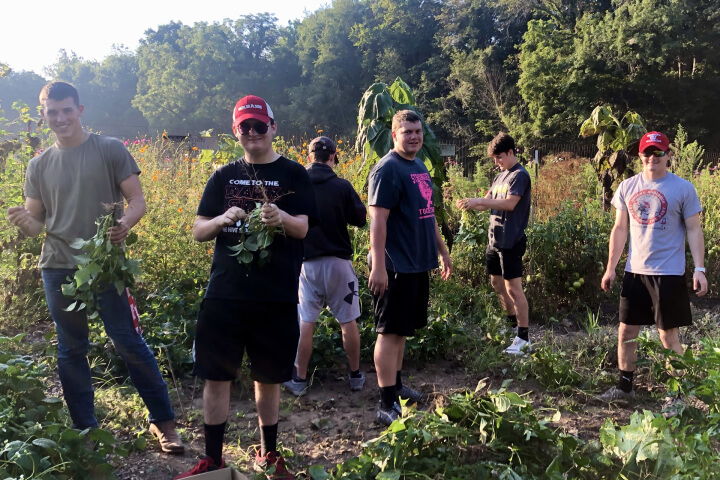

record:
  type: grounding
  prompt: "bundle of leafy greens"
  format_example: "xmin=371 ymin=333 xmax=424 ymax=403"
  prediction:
xmin=61 ymin=211 xmax=140 ymax=319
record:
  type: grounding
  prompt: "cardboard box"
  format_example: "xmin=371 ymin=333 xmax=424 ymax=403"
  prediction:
xmin=183 ymin=467 xmax=250 ymax=480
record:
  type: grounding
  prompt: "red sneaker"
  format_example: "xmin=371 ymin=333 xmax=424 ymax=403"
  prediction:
xmin=174 ymin=456 xmax=225 ymax=479
xmin=254 ymin=451 xmax=294 ymax=479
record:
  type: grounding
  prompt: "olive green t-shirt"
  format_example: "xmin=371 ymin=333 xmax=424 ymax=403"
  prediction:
xmin=24 ymin=133 xmax=140 ymax=269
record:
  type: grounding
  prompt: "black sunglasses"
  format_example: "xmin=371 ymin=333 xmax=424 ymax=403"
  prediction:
xmin=641 ymin=150 xmax=667 ymax=158
xmin=238 ymin=121 xmax=270 ymax=135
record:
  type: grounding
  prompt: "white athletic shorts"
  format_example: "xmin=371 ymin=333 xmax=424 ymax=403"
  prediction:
xmin=298 ymin=256 xmax=361 ymax=324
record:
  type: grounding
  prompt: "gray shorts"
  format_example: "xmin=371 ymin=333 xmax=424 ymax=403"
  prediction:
xmin=298 ymin=257 xmax=361 ymax=324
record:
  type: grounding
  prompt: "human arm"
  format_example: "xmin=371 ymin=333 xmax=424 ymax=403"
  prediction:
xmin=109 ymin=174 xmax=146 ymax=244
xmin=368 ymin=206 xmax=390 ymax=295
xmin=435 ymin=222 xmax=452 ymax=280
xmin=192 ymin=207 xmax=247 ymax=242
xmin=458 ymin=194 xmax=521 ymax=212
xmin=347 ymin=185 xmax=367 ymax=228
xmin=456 ymin=190 xmax=492 ymax=211
xmin=600 ymin=208 xmax=629 ymax=291
xmin=261 ymin=203 xmax=308 ymax=239
xmin=7 ymin=197 xmax=45 ymax=237
xmin=685 ymin=213 xmax=707 ymax=296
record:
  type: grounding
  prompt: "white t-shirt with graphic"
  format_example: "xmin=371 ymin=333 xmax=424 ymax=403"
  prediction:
xmin=612 ymin=172 xmax=702 ymax=275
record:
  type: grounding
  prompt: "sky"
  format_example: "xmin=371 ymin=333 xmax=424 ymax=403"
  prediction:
xmin=1 ymin=0 xmax=329 ymax=77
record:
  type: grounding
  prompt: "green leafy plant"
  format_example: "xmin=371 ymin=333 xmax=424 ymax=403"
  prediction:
xmin=61 ymin=210 xmax=140 ymax=319
xmin=579 ymin=105 xmax=646 ymax=210
xmin=227 ymin=202 xmax=282 ymax=266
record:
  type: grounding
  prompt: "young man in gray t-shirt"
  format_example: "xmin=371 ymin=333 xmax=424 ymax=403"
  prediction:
xmin=599 ymin=131 xmax=708 ymax=410
xmin=7 ymin=82 xmax=183 ymax=453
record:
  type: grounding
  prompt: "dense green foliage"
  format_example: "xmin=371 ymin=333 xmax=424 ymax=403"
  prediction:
xmin=3 ymin=0 xmax=720 ymax=151
xmin=0 ymin=335 xmax=123 ymax=479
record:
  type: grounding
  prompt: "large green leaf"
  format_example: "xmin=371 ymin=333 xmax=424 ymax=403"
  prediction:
xmin=388 ymin=77 xmax=416 ymax=105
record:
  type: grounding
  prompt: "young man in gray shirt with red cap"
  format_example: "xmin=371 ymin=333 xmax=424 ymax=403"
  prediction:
xmin=599 ymin=131 xmax=707 ymax=413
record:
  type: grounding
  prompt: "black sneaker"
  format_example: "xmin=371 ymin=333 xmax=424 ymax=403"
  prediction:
xmin=375 ymin=402 xmax=401 ymax=426
xmin=398 ymin=385 xmax=424 ymax=404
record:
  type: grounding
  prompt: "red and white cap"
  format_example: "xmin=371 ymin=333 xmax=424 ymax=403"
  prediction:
xmin=232 ymin=95 xmax=274 ymax=130
xmin=638 ymin=131 xmax=670 ymax=153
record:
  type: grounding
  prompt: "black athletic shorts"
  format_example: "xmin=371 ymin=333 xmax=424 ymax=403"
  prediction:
xmin=193 ymin=299 xmax=299 ymax=383
xmin=373 ymin=270 xmax=429 ymax=337
xmin=619 ymin=272 xmax=692 ymax=330
xmin=486 ymin=235 xmax=526 ymax=280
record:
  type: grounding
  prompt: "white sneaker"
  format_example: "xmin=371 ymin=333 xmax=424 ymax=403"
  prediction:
xmin=504 ymin=336 xmax=531 ymax=355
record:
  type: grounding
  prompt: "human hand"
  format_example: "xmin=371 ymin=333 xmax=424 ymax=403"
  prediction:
xmin=439 ymin=252 xmax=452 ymax=280
xmin=108 ymin=219 xmax=130 ymax=244
xmin=456 ymin=198 xmax=485 ymax=211
xmin=7 ymin=206 xmax=32 ymax=228
xmin=600 ymin=269 xmax=616 ymax=292
xmin=368 ymin=267 xmax=389 ymax=297
xmin=693 ymin=271 xmax=708 ymax=296
xmin=261 ymin=203 xmax=284 ymax=228
xmin=216 ymin=206 xmax=247 ymax=228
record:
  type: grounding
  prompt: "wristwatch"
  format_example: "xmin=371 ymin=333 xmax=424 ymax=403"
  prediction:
xmin=694 ymin=267 xmax=706 ymax=273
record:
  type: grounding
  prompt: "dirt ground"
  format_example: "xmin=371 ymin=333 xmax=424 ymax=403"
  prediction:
xmin=113 ymin=357 xmax=651 ymax=480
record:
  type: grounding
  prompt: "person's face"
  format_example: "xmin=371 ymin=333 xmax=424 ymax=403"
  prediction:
xmin=491 ymin=151 xmax=514 ymax=170
xmin=235 ymin=119 xmax=276 ymax=155
xmin=392 ymin=121 xmax=423 ymax=157
xmin=640 ymin=147 xmax=670 ymax=176
xmin=42 ymin=97 xmax=84 ymax=141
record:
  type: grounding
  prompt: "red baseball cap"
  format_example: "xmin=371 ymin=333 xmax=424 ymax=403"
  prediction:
xmin=638 ymin=131 xmax=670 ymax=153
xmin=232 ymin=95 xmax=274 ymax=130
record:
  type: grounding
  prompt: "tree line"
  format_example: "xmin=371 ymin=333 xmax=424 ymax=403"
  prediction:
xmin=2 ymin=0 xmax=719 ymax=150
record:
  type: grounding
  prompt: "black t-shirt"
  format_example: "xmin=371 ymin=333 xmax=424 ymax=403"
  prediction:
xmin=368 ymin=151 xmax=439 ymax=273
xmin=196 ymin=156 xmax=317 ymax=302
xmin=487 ymin=162 xmax=531 ymax=249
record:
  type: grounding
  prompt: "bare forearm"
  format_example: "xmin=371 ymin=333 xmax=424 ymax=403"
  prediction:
xmin=687 ymin=226 xmax=705 ymax=268
xmin=193 ymin=217 xmax=223 ymax=242
xmin=435 ymin=223 xmax=449 ymax=257
xmin=279 ymin=212 xmax=308 ymax=239
xmin=370 ymin=219 xmax=387 ymax=271
xmin=119 ymin=197 xmax=146 ymax=229
xmin=479 ymin=197 xmax=518 ymax=211
xmin=606 ymin=225 xmax=627 ymax=271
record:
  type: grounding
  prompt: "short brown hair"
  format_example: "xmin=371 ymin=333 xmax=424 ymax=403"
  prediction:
xmin=391 ymin=109 xmax=422 ymax=132
xmin=39 ymin=81 xmax=80 ymax=107
xmin=487 ymin=132 xmax=515 ymax=157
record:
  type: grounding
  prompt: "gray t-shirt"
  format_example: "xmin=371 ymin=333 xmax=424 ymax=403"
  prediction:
xmin=612 ymin=172 xmax=702 ymax=275
xmin=368 ymin=151 xmax=439 ymax=273
xmin=487 ymin=163 xmax=531 ymax=249
xmin=24 ymin=134 xmax=140 ymax=269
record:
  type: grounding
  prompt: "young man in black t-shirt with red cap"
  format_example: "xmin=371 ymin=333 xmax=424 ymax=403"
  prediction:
xmin=175 ymin=95 xmax=317 ymax=479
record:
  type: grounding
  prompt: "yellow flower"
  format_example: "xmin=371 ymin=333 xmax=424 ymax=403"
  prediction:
xmin=337 ymin=139 xmax=343 ymax=144
xmin=192 ymin=146 xmax=199 ymax=151
xmin=178 ymin=207 xmax=184 ymax=213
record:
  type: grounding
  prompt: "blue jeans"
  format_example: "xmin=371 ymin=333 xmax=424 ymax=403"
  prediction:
xmin=42 ymin=269 xmax=174 ymax=429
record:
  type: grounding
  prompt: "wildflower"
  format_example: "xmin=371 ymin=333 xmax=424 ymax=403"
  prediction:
xmin=337 ymin=139 xmax=343 ymax=144
xmin=317 ymin=129 xmax=324 ymax=134
xmin=192 ymin=146 xmax=199 ymax=151
xmin=178 ymin=208 xmax=184 ymax=213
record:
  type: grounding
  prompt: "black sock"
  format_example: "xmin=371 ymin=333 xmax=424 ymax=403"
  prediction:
xmin=380 ymin=385 xmax=398 ymax=409
xmin=396 ymin=371 xmax=403 ymax=391
xmin=292 ymin=373 xmax=306 ymax=382
xmin=350 ymin=369 xmax=362 ymax=378
xmin=204 ymin=422 xmax=226 ymax=466
xmin=517 ymin=327 xmax=529 ymax=341
xmin=506 ymin=314 xmax=518 ymax=327
xmin=618 ymin=370 xmax=634 ymax=393
xmin=260 ymin=423 xmax=278 ymax=456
